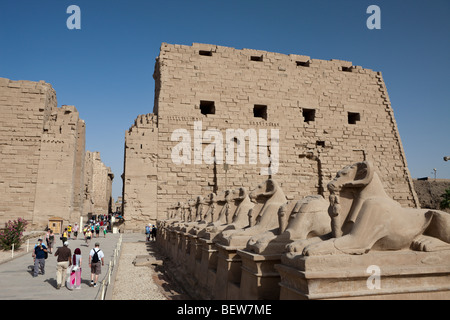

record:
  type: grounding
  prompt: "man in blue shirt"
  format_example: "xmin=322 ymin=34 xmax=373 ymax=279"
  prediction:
xmin=32 ymin=238 xmax=47 ymax=277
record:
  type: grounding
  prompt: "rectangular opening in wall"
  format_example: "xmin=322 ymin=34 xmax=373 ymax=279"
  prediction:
xmin=296 ymin=61 xmax=310 ymax=67
xmin=348 ymin=112 xmax=360 ymax=124
xmin=199 ymin=50 xmax=212 ymax=57
xmin=253 ymin=105 xmax=267 ymax=120
xmin=316 ymin=141 xmax=325 ymax=147
xmin=200 ymin=100 xmax=216 ymax=115
xmin=250 ymin=55 xmax=263 ymax=62
xmin=342 ymin=66 xmax=353 ymax=72
xmin=302 ymin=108 xmax=316 ymax=122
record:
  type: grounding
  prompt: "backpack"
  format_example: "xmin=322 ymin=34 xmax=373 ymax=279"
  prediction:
xmin=92 ymin=249 xmax=100 ymax=263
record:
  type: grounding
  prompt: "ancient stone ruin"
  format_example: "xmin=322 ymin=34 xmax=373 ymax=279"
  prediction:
xmin=122 ymin=42 xmax=419 ymax=232
xmin=130 ymin=43 xmax=450 ymax=299
xmin=0 ymin=78 xmax=113 ymax=231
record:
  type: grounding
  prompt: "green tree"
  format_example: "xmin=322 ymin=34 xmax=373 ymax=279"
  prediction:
xmin=440 ymin=188 xmax=450 ymax=210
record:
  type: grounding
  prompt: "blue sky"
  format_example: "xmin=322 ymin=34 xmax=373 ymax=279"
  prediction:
xmin=1 ymin=0 xmax=449 ymax=199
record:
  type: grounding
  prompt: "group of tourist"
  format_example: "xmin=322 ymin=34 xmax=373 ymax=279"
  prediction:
xmin=145 ymin=224 xmax=157 ymax=242
xmin=82 ymin=220 xmax=109 ymax=246
xmin=34 ymin=218 xmax=111 ymax=289
xmin=43 ymin=219 xmax=110 ymax=252
xmin=32 ymin=238 xmax=105 ymax=289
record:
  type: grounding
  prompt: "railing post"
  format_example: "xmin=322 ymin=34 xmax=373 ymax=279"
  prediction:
xmin=98 ymin=234 xmax=123 ymax=300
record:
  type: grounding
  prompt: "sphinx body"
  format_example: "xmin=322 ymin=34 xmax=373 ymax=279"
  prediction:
xmin=247 ymin=195 xmax=331 ymax=254
xmin=197 ymin=190 xmax=236 ymax=240
xmin=291 ymin=161 xmax=450 ymax=256
xmin=215 ymin=179 xmax=287 ymax=247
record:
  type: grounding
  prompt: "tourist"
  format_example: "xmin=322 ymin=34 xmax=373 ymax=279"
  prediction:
xmin=145 ymin=223 xmax=151 ymax=241
xmin=54 ymin=241 xmax=72 ymax=289
xmin=102 ymin=224 xmax=107 ymax=238
xmin=89 ymin=242 xmax=104 ymax=287
xmin=67 ymin=224 xmax=72 ymax=239
xmin=61 ymin=228 xmax=68 ymax=245
xmin=85 ymin=228 xmax=92 ymax=246
xmin=151 ymin=225 xmax=157 ymax=241
xmin=73 ymin=223 xmax=79 ymax=240
xmin=71 ymin=248 xmax=82 ymax=289
xmin=32 ymin=238 xmax=47 ymax=277
xmin=95 ymin=223 xmax=100 ymax=238
xmin=46 ymin=229 xmax=55 ymax=254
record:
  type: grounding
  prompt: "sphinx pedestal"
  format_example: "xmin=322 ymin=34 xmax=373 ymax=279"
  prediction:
xmin=197 ymin=238 xmax=219 ymax=299
xmin=168 ymin=229 xmax=179 ymax=261
xmin=187 ymin=235 xmax=203 ymax=279
xmin=276 ymin=250 xmax=450 ymax=300
xmin=213 ymin=244 xmax=244 ymax=300
xmin=238 ymin=250 xmax=282 ymax=300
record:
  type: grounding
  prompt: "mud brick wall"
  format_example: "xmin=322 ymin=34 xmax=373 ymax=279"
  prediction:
xmin=123 ymin=43 xmax=420 ymax=229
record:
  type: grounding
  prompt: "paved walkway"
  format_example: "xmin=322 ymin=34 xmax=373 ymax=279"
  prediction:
xmin=0 ymin=232 xmax=134 ymax=300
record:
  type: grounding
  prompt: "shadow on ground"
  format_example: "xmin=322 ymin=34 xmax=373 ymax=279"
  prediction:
xmin=143 ymin=240 xmax=192 ymax=300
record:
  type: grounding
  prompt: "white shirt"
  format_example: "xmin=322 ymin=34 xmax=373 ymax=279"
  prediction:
xmin=89 ymin=248 xmax=104 ymax=260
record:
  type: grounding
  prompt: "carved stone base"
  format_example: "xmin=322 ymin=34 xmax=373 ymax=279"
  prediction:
xmin=184 ymin=235 xmax=200 ymax=277
xmin=213 ymin=244 xmax=245 ymax=300
xmin=276 ymin=250 xmax=450 ymax=300
xmin=197 ymin=238 xmax=218 ymax=299
xmin=238 ymin=250 xmax=282 ymax=300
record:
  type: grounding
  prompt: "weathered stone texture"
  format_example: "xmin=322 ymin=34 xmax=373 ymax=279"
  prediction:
xmin=123 ymin=43 xmax=419 ymax=231
xmin=122 ymin=114 xmax=158 ymax=230
xmin=83 ymin=151 xmax=114 ymax=217
xmin=413 ymin=179 xmax=450 ymax=212
xmin=0 ymin=78 xmax=112 ymax=230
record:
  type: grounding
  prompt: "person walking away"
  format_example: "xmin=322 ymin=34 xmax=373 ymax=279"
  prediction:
xmin=95 ymin=223 xmax=100 ymax=238
xmin=54 ymin=241 xmax=72 ymax=289
xmin=70 ymin=248 xmax=82 ymax=289
xmin=61 ymin=228 xmax=68 ymax=245
xmin=89 ymin=242 xmax=104 ymax=287
xmin=73 ymin=223 xmax=79 ymax=240
xmin=151 ymin=225 xmax=157 ymax=241
xmin=32 ymin=238 xmax=47 ymax=277
xmin=102 ymin=225 xmax=107 ymax=238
